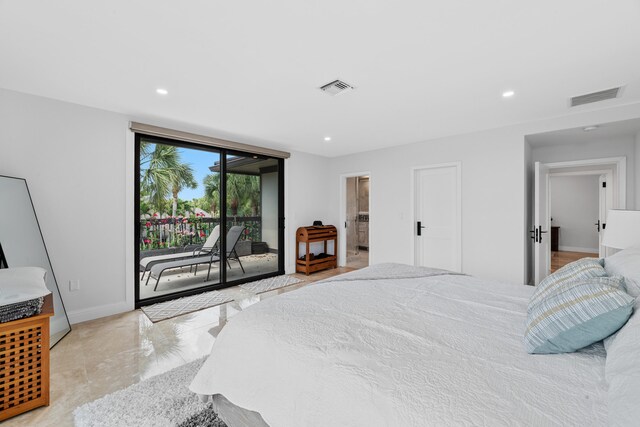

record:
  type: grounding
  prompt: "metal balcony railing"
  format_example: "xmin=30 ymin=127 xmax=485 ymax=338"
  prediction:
xmin=139 ymin=216 xmax=262 ymax=251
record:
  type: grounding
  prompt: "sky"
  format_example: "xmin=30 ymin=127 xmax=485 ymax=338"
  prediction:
xmin=177 ymin=147 xmax=220 ymax=201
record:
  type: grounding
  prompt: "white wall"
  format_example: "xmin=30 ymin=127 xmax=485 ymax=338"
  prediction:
xmin=531 ymin=136 xmax=636 ymax=209
xmin=329 ymin=105 xmax=640 ymax=286
xmin=327 ymin=127 xmax=527 ymax=285
xmin=283 ymin=151 xmax=331 ymax=273
xmin=0 ymin=89 xmax=131 ymax=323
xmin=0 ymin=88 xmax=330 ymax=323
xmin=637 ymin=131 xmax=640 ymax=210
xmin=550 ymin=175 xmax=600 ymax=252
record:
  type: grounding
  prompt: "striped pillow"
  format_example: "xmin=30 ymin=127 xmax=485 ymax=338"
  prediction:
xmin=524 ymin=276 xmax=634 ymax=354
xmin=528 ymin=257 xmax=606 ymax=312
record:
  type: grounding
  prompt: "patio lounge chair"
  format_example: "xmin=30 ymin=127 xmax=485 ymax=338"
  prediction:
xmin=140 ymin=225 xmax=220 ymax=281
xmin=148 ymin=225 xmax=246 ymax=291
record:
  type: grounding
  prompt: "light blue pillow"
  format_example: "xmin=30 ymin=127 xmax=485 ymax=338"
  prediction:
xmin=528 ymin=257 xmax=606 ymax=313
xmin=525 ymin=276 xmax=634 ymax=354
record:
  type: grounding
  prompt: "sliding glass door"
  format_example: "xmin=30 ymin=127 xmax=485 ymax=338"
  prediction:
xmin=222 ymin=153 xmax=282 ymax=283
xmin=135 ymin=136 xmax=284 ymax=307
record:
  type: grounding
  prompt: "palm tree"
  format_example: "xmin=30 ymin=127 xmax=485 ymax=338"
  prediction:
xmin=204 ymin=172 xmax=260 ymax=217
xmin=140 ymin=142 xmax=196 ymax=216
xmin=226 ymin=174 xmax=260 ymax=217
xmin=246 ymin=175 xmax=260 ymax=216
xmin=170 ymin=164 xmax=197 ymax=217
xmin=225 ymin=173 xmax=245 ymax=217
xmin=203 ymin=173 xmax=220 ymax=217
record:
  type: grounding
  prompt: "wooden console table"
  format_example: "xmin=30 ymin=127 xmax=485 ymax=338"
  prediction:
xmin=551 ymin=226 xmax=560 ymax=252
xmin=296 ymin=226 xmax=337 ymax=275
xmin=0 ymin=294 xmax=53 ymax=421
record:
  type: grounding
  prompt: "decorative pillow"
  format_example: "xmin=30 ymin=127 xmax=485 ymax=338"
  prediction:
xmin=604 ymin=246 xmax=640 ymax=297
xmin=528 ymin=257 xmax=606 ymax=312
xmin=524 ymin=276 xmax=633 ymax=354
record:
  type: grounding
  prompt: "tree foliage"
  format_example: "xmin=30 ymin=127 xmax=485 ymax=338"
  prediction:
xmin=203 ymin=172 xmax=260 ymax=217
xmin=140 ymin=142 xmax=196 ymax=215
xmin=140 ymin=142 xmax=262 ymax=218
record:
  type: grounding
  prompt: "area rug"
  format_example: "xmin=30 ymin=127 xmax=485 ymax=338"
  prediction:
xmin=141 ymin=290 xmax=234 ymax=323
xmin=74 ymin=358 xmax=227 ymax=427
xmin=239 ymin=275 xmax=303 ymax=294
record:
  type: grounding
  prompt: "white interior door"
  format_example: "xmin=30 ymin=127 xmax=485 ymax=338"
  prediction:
xmin=534 ymin=162 xmax=550 ymax=285
xmin=598 ymin=172 xmax=613 ymax=257
xmin=414 ymin=164 xmax=461 ymax=272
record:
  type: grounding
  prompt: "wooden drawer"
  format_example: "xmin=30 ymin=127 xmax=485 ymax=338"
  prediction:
xmin=0 ymin=294 xmax=53 ymax=421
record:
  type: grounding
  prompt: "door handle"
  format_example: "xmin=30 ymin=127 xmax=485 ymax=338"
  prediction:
xmin=417 ymin=221 xmax=426 ymax=236
xmin=538 ymin=226 xmax=547 ymax=243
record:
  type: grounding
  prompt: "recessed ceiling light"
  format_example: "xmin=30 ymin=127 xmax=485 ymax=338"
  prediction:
xmin=502 ymin=90 xmax=515 ymax=98
xmin=156 ymin=88 xmax=168 ymax=95
xmin=583 ymin=125 xmax=599 ymax=132
xmin=324 ymin=137 xmax=332 ymax=142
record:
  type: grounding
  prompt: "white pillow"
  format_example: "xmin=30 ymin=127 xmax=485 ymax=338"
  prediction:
xmin=604 ymin=246 xmax=640 ymax=297
xmin=0 ymin=267 xmax=50 ymax=305
xmin=605 ymin=298 xmax=640 ymax=426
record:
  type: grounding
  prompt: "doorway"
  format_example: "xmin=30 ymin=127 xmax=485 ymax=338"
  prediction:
xmin=412 ymin=163 xmax=461 ymax=272
xmin=548 ymin=173 xmax=604 ymax=273
xmin=532 ymin=157 xmax=625 ymax=285
xmin=344 ymin=175 xmax=370 ymax=269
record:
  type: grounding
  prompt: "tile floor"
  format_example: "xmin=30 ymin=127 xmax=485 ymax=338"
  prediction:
xmin=5 ymin=267 xmax=354 ymax=427
xmin=139 ymin=253 xmax=280 ymax=300
xmin=346 ymin=250 xmax=369 ymax=270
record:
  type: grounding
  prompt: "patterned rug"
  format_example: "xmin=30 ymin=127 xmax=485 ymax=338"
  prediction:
xmin=74 ymin=358 xmax=228 ymax=427
xmin=239 ymin=275 xmax=303 ymax=294
xmin=141 ymin=275 xmax=304 ymax=322
xmin=141 ymin=290 xmax=234 ymax=323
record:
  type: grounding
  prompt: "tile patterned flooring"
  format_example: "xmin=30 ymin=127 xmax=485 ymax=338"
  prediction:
xmin=5 ymin=267 xmax=354 ymax=427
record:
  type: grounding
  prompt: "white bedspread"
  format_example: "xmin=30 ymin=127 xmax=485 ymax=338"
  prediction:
xmin=190 ymin=264 xmax=607 ymax=426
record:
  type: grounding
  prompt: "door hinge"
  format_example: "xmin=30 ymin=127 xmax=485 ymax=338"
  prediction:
xmin=602 ymin=182 xmax=607 ymax=188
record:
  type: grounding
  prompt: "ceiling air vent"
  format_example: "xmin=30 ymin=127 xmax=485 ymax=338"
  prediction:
xmin=570 ymin=87 xmax=622 ymax=107
xmin=319 ymin=79 xmax=354 ymax=96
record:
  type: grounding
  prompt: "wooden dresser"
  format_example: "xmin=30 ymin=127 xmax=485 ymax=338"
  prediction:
xmin=0 ymin=294 xmax=53 ymax=421
xmin=296 ymin=226 xmax=337 ymax=275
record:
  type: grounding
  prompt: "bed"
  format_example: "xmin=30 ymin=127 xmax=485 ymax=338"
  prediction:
xmin=189 ymin=262 xmax=635 ymax=426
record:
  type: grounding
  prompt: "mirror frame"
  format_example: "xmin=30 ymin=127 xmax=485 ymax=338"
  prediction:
xmin=0 ymin=174 xmax=71 ymax=348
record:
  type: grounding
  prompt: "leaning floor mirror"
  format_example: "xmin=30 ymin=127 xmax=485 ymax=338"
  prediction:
xmin=0 ymin=175 xmax=71 ymax=347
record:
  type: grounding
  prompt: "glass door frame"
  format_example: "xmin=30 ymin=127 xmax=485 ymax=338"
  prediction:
xmin=134 ymin=134 xmax=285 ymax=308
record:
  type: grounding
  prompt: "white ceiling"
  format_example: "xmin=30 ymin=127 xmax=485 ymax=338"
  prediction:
xmin=526 ymin=117 xmax=640 ymax=147
xmin=1 ymin=1 xmax=640 ymax=157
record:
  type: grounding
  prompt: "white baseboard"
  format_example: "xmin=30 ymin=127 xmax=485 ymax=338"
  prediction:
xmin=558 ymin=246 xmax=599 ymax=254
xmin=67 ymin=300 xmax=133 ymax=325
